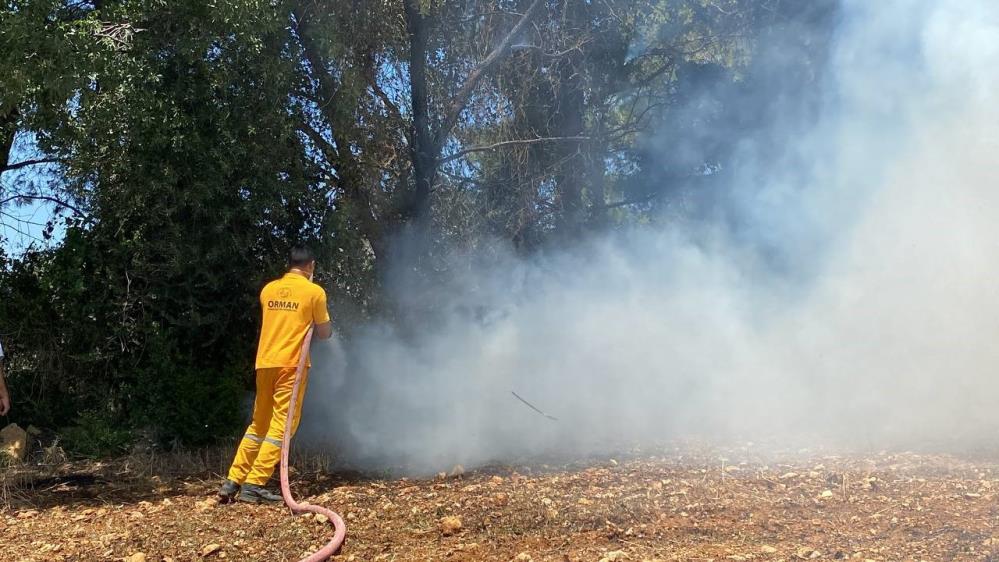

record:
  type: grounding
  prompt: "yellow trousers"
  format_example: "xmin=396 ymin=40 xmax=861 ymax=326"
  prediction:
xmin=227 ymin=366 xmax=309 ymax=486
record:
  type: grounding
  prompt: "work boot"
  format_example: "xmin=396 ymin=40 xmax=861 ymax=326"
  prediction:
xmin=217 ymin=479 xmax=240 ymax=501
xmin=238 ymin=484 xmax=283 ymax=504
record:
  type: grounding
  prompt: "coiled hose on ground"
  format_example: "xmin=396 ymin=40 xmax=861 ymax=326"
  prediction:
xmin=279 ymin=325 xmax=347 ymax=560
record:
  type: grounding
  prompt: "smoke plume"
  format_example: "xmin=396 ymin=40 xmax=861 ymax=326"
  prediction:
xmin=303 ymin=0 xmax=999 ymax=472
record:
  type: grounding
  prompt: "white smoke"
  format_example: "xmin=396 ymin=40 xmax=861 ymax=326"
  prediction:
xmin=303 ymin=0 xmax=999 ymax=472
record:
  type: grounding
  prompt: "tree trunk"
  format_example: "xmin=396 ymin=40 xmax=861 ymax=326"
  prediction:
xmin=0 ymin=107 xmax=18 ymax=174
xmin=553 ymin=1 xmax=588 ymax=240
xmin=402 ymin=0 xmax=436 ymax=243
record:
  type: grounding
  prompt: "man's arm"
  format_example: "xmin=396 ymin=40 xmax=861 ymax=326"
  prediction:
xmin=313 ymin=288 xmax=334 ymax=340
xmin=0 ymin=361 xmax=10 ymax=416
xmin=314 ymin=321 xmax=333 ymax=340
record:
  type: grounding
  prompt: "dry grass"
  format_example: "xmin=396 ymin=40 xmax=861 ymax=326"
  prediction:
xmin=0 ymin=440 xmax=339 ymax=510
xmin=5 ymin=444 xmax=999 ymax=561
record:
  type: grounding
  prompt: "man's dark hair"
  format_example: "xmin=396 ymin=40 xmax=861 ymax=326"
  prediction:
xmin=289 ymin=246 xmax=315 ymax=268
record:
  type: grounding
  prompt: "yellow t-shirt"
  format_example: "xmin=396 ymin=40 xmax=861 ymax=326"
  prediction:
xmin=255 ymin=272 xmax=331 ymax=369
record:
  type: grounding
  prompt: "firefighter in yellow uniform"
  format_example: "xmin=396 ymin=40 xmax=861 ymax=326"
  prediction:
xmin=219 ymin=246 xmax=333 ymax=503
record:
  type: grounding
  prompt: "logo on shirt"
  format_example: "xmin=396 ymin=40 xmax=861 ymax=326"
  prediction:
xmin=267 ymin=300 xmax=300 ymax=311
xmin=278 ymin=288 xmax=291 ymax=298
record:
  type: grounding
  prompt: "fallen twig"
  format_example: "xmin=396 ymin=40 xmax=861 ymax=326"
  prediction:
xmin=511 ymin=391 xmax=558 ymax=421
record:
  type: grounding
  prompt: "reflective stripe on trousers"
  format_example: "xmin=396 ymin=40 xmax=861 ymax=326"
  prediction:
xmin=226 ymin=366 xmax=308 ymax=486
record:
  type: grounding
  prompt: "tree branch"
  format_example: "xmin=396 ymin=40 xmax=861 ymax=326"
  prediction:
xmin=297 ymin=124 xmax=340 ymax=169
xmin=602 ymin=174 xmax=716 ymax=209
xmin=291 ymin=3 xmax=384 ymax=255
xmin=439 ymin=136 xmax=593 ymax=165
xmin=0 ymin=218 xmax=44 ymax=243
xmin=602 ymin=191 xmax=663 ymax=209
xmin=368 ymin=74 xmax=405 ymax=127
xmin=291 ymin=4 xmax=353 ymax=149
xmin=510 ymin=39 xmax=590 ymax=59
xmin=1 ymin=158 xmax=60 ymax=174
xmin=432 ymin=0 xmax=545 ymax=154
xmin=0 ymin=194 xmax=87 ymax=217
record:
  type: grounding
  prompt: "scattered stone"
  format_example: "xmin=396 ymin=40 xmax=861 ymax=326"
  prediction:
xmin=196 ymin=498 xmax=218 ymax=512
xmin=450 ymin=464 xmax=465 ymax=477
xmin=513 ymin=553 xmax=533 ymax=562
xmin=820 ymin=490 xmax=835 ymax=499
xmin=761 ymin=545 xmax=778 ymax=554
xmin=440 ymin=515 xmax=462 ymax=536
xmin=1 ymin=423 xmax=28 ymax=461
xmin=201 ymin=543 xmax=221 ymax=557
xmin=125 ymin=553 xmax=147 ymax=562
xmin=599 ymin=551 xmax=629 ymax=562
xmin=796 ymin=547 xmax=820 ymax=559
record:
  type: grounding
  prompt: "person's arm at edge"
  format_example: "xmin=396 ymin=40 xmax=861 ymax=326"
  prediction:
xmin=0 ymin=356 xmax=10 ymax=416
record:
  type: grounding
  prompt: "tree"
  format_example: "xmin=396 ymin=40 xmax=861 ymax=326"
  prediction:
xmin=0 ymin=0 xmax=841 ymax=452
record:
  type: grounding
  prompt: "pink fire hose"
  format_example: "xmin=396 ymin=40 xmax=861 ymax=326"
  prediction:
xmin=279 ymin=324 xmax=347 ymax=560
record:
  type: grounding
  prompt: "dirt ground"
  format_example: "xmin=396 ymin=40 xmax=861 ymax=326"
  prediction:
xmin=4 ymin=444 xmax=999 ymax=562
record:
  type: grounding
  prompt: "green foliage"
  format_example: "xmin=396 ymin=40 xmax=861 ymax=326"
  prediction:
xmin=60 ymin=410 xmax=133 ymax=458
xmin=128 ymin=336 xmax=244 ymax=447
xmin=2 ymin=0 xmax=334 ymax=448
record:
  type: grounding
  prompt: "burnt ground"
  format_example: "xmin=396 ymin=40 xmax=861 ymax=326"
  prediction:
xmin=4 ymin=444 xmax=999 ymax=561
